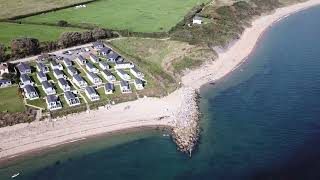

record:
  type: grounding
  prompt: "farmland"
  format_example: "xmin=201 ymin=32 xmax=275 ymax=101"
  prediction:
xmin=20 ymin=0 xmax=209 ymax=32
xmin=0 ymin=0 xmax=89 ymax=19
xmin=0 ymin=22 xmax=85 ymax=46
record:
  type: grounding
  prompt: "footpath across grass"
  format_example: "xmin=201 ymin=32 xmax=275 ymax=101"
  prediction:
xmin=21 ymin=0 xmax=209 ymax=32
xmin=0 ymin=86 xmax=25 ymax=113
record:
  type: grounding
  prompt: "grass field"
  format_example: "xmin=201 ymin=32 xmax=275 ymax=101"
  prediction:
xmin=0 ymin=86 xmax=25 ymax=113
xmin=21 ymin=0 xmax=209 ymax=32
xmin=0 ymin=22 xmax=85 ymax=46
xmin=0 ymin=0 xmax=89 ymax=19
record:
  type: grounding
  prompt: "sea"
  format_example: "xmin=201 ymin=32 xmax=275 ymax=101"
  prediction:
xmin=1 ymin=5 xmax=320 ymax=180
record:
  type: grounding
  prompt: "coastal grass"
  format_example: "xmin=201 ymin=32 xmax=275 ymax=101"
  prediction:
xmin=0 ymin=22 xmax=85 ymax=46
xmin=20 ymin=0 xmax=209 ymax=32
xmin=0 ymin=86 xmax=25 ymax=113
xmin=0 ymin=0 xmax=89 ymax=19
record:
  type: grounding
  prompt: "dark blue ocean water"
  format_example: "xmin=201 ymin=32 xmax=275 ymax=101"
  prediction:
xmin=1 ymin=5 xmax=320 ymax=180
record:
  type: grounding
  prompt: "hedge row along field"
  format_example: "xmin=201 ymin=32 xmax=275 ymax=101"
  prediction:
xmin=20 ymin=0 xmax=209 ymax=32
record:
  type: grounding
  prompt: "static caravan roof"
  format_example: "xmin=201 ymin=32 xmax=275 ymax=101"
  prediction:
xmin=47 ymin=95 xmax=58 ymax=103
xmin=65 ymin=91 xmax=76 ymax=100
xmin=85 ymin=86 xmax=97 ymax=95
xmin=21 ymin=74 xmax=31 ymax=82
xmin=58 ymin=78 xmax=68 ymax=86
xmin=42 ymin=81 xmax=52 ymax=89
xmin=24 ymin=85 xmax=36 ymax=94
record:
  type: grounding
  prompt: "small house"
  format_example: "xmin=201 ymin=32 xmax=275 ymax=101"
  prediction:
xmin=116 ymin=69 xmax=131 ymax=81
xmin=46 ymin=95 xmax=62 ymax=111
xmin=67 ymin=66 xmax=78 ymax=76
xmin=87 ymin=72 xmax=102 ymax=85
xmin=120 ymin=80 xmax=131 ymax=93
xmin=23 ymin=85 xmax=39 ymax=100
xmin=58 ymin=78 xmax=71 ymax=92
xmin=134 ymin=79 xmax=144 ymax=90
xmin=63 ymin=58 xmax=72 ymax=67
xmin=193 ymin=16 xmax=203 ymax=25
xmin=104 ymin=83 xmax=114 ymax=94
xmin=101 ymin=70 xmax=116 ymax=82
xmin=64 ymin=91 xmax=81 ymax=106
xmin=53 ymin=69 xmax=66 ymax=80
xmin=107 ymin=52 xmax=120 ymax=62
xmin=76 ymin=55 xmax=86 ymax=65
xmin=89 ymin=53 xmax=99 ymax=63
xmin=42 ymin=81 xmax=56 ymax=95
xmin=73 ymin=74 xmax=88 ymax=88
xmin=114 ymin=61 xmax=134 ymax=69
xmin=99 ymin=61 xmax=110 ymax=70
xmin=0 ymin=63 xmax=9 ymax=76
xmin=0 ymin=79 xmax=12 ymax=88
xmin=16 ymin=62 xmax=31 ymax=75
xmin=98 ymin=47 xmax=111 ymax=56
xmin=92 ymin=41 xmax=104 ymax=49
xmin=85 ymin=86 xmax=100 ymax=101
xmin=130 ymin=67 xmax=144 ymax=79
xmin=37 ymin=71 xmax=47 ymax=82
xmin=50 ymin=61 xmax=63 ymax=70
xmin=85 ymin=63 xmax=99 ymax=73
xmin=36 ymin=63 xmax=49 ymax=73
xmin=20 ymin=74 xmax=33 ymax=86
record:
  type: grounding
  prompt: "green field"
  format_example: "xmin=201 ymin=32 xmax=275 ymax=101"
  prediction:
xmin=0 ymin=86 xmax=25 ymax=113
xmin=0 ymin=22 xmax=85 ymax=46
xmin=0 ymin=0 xmax=88 ymax=19
xmin=21 ymin=0 xmax=208 ymax=32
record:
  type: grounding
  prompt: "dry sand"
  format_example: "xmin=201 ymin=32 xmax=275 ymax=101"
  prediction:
xmin=1 ymin=0 xmax=320 ymax=160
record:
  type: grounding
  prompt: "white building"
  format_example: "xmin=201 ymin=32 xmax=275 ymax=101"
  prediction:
xmin=104 ymin=83 xmax=114 ymax=94
xmin=116 ymin=69 xmax=131 ymax=81
xmin=87 ymin=72 xmax=102 ymax=86
xmin=0 ymin=79 xmax=11 ymax=88
xmin=20 ymin=74 xmax=33 ymax=87
xmin=36 ymin=63 xmax=49 ymax=73
xmin=63 ymin=58 xmax=72 ymax=67
xmin=73 ymin=74 xmax=88 ymax=88
xmin=46 ymin=95 xmax=62 ymax=111
xmin=99 ymin=61 xmax=110 ymax=70
xmin=101 ymin=70 xmax=116 ymax=82
xmin=192 ymin=16 xmax=203 ymax=25
xmin=130 ymin=67 xmax=144 ymax=79
xmin=23 ymin=85 xmax=39 ymax=100
xmin=42 ymin=81 xmax=56 ymax=95
xmin=85 ymin=63 xmax=99 ymax=73
xmin=50 ymin=61 xmax=63 ymax=70
xmin=120 ymin=80 xmax=131 ymax=93
xmin=64 ymin=91 xmax=81 ymax=106
xmin=134 ymin=79 xmax=144 ymax=90
xmin=58 ymin=78 xmax=71 ymax=92
xmin=0 ymin=63 xmax=9 ymax=77
xmin=114 ymin=61 xmax=134 ymax=69
xmin=53 ymin=69 xmax=66 ymax=80
xmin=67 ymin=66 xmax=78 ymax=76
xmin=89 ymin=53 xmax=99 ymax=63
xmin=37 ymin=71 xmax=47 ymax=82
xmin=75 ymin=55 xmax=87 ymax=65
xmin=85 ymin=86 xmax=100 ymax=101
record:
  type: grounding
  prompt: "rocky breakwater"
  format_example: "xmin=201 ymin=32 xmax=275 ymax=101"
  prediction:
xmin=172 ymin=87 xmax=200 ymax=156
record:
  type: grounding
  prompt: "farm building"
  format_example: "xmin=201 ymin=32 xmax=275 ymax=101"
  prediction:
xmin=50 ymin=60 xmax=63 ymax=70
xmin=85 ymin=63 xmax=99 ymax=73
xmin=89 ymin=53 xmax=99 ymax=63
xmin=87 ymin=72 xmax=102 ymax=85
xmin=53 ymin=69 xmax=66 ymax=79
xmin=42 ymin=81 xmax=56 ymax=95
xmin=20 ymin=74 xmax=33 ymax=86
xmin=120 ymin=80 xmax=131 ymax=93
xmin=99 ymin=61 xmax=110 ymax=70
xmin=134 ymin=79 xmax=144 ymax=90
xmin=16 ymin=62 xmax=31 ymax=75
xmin=116 ymin=69 xmax=131 ymax=81
xmin=73 ymin=74 xmax=87 ymax=88
xmin=36 ymin=62 xmax=49 ymax=73
xmin=130 ymin=67 xmax=144 ymax=79
xmin=0 ymin=79 xmax=12 ymax=88
xmin=193 ymin=16 xmax=203 ymax=25
xmin=104 ymin=83 xmax=114 ymax=94
xmin=63 ymin=58 xmax=72 ymax=67
xmin=37 ymin=71 xmax=47 ymax=82
xmin=0 ymin=63 xmax=9 ymax=76
xmin=101 ymin=70 xmax=116 ymax=82
xmin=67 ymin=66 xmax=78 ymax=76
xmin=23 ymin=85 xmax=39 ymax=100
xmin=76 ymin=55 xmax=87 ymax=65
xmin=64 ymin=91 xmax=81 ymax=106
xmin=58 ymin=78 xmax=71 ymax=92
xmin=114 ymin=61 xmax=134 ymax=69
xmin=46 ymin=95 xmax=62 ymax=111
xmin=85 ymin=86 xmax=100 ymax=101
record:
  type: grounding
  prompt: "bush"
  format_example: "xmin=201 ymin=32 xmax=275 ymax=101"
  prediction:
xmin=57 ymin=20 xmax=68 ymax=27
xmin=0 ymin=43 xmax=6 ymax=62
xmin=11 ymin=38 xmax=40 ymax=58
xmin=58 ymin=31 xmax=82 ymax=48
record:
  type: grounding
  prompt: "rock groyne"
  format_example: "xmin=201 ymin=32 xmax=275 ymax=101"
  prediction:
xmin=172 ymin=87 xmax=200 ymax=156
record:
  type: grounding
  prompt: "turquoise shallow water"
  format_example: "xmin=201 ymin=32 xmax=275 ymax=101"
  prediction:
xmin=1 ymin=5 xmax=320 ymax=180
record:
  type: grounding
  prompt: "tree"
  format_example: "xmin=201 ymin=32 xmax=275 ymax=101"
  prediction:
xmin=0 ymin=43 xmax=6 ymax=62
xmin=57 ymin=20 xmax=68 ymax=27
xmin=40 ymin=41 xmax=59 ymax=52
xmin=81 ymin=31 xmax=94 ymax=43
xmin=58 ymin=32 xmax=82 ymax=48
xmin=92 ymin=28 xmax=108 ymax=40
xmin=11 ymin=38 xmax=40 ymax=58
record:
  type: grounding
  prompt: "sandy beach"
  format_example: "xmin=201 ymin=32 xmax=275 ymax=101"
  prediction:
xmin=1 ymin=0 xmax=320 ymax=160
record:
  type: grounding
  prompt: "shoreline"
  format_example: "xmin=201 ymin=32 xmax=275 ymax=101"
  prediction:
xmin=1 ymin=0 xmax=320 ymax=161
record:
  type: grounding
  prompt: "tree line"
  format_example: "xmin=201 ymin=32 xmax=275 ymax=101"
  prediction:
xmin=0 ymin=28 xmax=117 ymax=62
